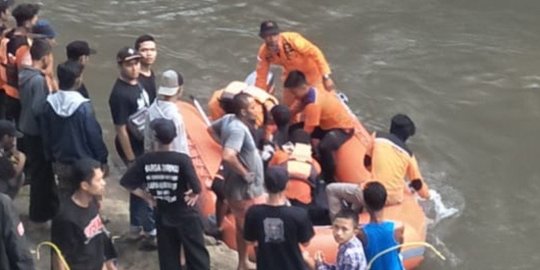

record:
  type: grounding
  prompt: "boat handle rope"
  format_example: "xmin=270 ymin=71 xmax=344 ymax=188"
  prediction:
xmin=36 ymin=241 xmax=71 ymax=270
xmin=367 ymin=241 xmax=446 ymax=270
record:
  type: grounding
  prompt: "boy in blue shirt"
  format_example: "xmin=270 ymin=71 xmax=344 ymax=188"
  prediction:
xmin=358 ymin=182 xmax=404 ymax=270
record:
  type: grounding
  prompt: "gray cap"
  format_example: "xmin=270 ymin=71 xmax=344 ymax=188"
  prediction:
xmin=157 ymin=70 xmax=183 ymax=96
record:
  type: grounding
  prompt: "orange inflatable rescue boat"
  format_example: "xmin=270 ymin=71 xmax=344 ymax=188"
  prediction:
xmin=177 ymin=99 xmax=427 ymax=269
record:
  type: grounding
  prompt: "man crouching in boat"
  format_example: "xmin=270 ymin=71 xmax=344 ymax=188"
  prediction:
xmin=284 ymin=70 xmax=356 ymax=183
xmin=208 ymin=93 xmax=266 ymax=270
xmin=326 ymin=114 xmax=430 ymax=218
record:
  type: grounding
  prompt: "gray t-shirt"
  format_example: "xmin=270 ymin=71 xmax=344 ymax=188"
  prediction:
xmin=212 ymin=114 xmax=264 ymax=201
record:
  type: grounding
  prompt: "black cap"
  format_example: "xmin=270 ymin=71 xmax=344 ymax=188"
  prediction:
xmin=66 ymin=41 xmax=96 ymax=60
xmin=116 ymin=46 xmax=141 ymax=63
xmin=150 ymin=118 xmax=177 ymax=144
xmin=0 ymin=120 xmax=23 ymax=138
xmin=264 ymin=166 xmax=288 ymax=193
xmin=390 ymin=114 xmax=416 ymax=139
xmin=259 ymin=20 xmax=280 ymax=38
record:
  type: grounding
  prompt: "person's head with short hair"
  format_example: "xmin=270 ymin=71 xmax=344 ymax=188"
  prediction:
xmin=57 ymin=61 xmax=83 ymax=91
xmin=11 ymin=3 xmax=39 ymax=28
xmin=116 ymin=46 xmax=141 ymax=81
xmin=30 ymin=38 xmax=52 ymax=69
xmin=264 ymin=166 xmax=288 ymax=194
xmin=219 ymin=81 xmax=247 ymax=114
xmin=390 ymin=114 xmax=416 ymax=142
xmin=363 ymin=181 xmax=387 ymax=213
xmin=332 ymin=208 xmax=359 ymax=245
xmin=259 ymin=20 xmax=280 ymax=52
xmin=66 ymin=40 xmax=96 ymax=65
xmin=70 ymin=158 xmax=105 ymax=196
xmin=157 ymin=69 xmax=183 ymax=101
xmin=0 ymin=120 xmax=22 ymax=151
xmin=232 ymin=92 xmax=257 ymax=122
xmin=32 ymin=19 xmax=56 ymax=44
xmin=150 ymin=118 xmax=177 ymax=146
xmin=0 ymin=0 xmax=14 ymax=22
xmin=270 ymin=104 xmax=290 ymax=129
xmin=134 ymin=34 xmax=156 ymax=68
xmin=284 ymin=70 xmax=309 ymax=99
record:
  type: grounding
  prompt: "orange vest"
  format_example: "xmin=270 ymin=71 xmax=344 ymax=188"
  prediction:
xmin=285 ymin=143 xmax=315 ymax=204
xmin=207 ymin=83 xmax=279 ymax=127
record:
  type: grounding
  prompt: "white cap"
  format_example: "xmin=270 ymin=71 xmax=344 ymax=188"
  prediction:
xmin=157 ymin=70 xmax=181 ymax=96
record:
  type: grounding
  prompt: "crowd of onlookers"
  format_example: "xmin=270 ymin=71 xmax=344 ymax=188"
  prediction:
xmin=0 ymin=1 xmax=431 ymax=270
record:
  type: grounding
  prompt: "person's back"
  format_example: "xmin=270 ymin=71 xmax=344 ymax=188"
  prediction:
xmin=244 ymin=166 xmax=314 ymax=270
xmin=370 ymin=115 xmax=430 ymax=205
xmin=362 ymin=221 xmax=402 ymax=270
xmin=359 ymin=181 xmax=404 ymax=270
xmin=303 ymin=87 xmax=354 ymax=132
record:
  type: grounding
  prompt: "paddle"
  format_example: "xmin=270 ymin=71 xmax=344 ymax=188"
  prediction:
xmin=190 ymin=95 xmax=211 ymax=127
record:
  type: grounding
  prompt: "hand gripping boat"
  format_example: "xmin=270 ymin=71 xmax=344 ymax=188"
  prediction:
xmin=178 ymin=99 xmax=427 ymax=269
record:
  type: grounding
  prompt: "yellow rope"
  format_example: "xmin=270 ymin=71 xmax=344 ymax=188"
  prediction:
xmin=367 ymin=242 xmax=446 ymax=270
xmin=36 ymin=241 xmax=70 ymax=270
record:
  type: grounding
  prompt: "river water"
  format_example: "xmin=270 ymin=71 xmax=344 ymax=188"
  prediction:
xmin=40 ymin=0 xmax=540 ymax=269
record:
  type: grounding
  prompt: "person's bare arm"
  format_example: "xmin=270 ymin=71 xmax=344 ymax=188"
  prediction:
xmin=115 ymin=125 xmax=135 ymax=162
xmin=52 ymin=253 xmax=66 ymax=270
xmin=394 ymin=221 xmax=404 ymax=252
xmin=131 ymin=188 xmax=156 ymax=207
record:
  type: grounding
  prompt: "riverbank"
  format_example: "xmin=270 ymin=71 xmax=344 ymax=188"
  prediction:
xmin=13 ymin=163 xmax=238 ymax=270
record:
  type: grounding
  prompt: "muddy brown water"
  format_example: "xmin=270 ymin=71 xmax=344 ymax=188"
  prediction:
xmin=24 ymin=0 xmax=540 ymax=269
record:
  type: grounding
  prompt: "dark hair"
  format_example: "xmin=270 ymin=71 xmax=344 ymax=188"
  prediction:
xmin=232 ymin=92 xmax=252 ymax=116
xmin=11 ymin=3 xmax=39 ymax=27
xmin=289 ymin=129 xmax=310 ymax=144
xmin=334 ymin=208 xmax=359 ymax=227
xmin=363 ymin=181 xmax=387 ymax=212
xmin=390 ymin=114 xmax=416 ymax=142
xmin=270 ymin=105 xmax=290 ymax=128
xmin=134 ymin=34 xmax=155 ymax=50
xmin=0 ymin=157 xmax=15 ymax=183
xmin=0 ymin=2 xmax=12 ymax=15
xmin=70 ymin=158 xmax=101 ymax=193
xmin=57 ymin=61 xmax=83 ymax=90
xmin=284 ymin=70 xmax=307 ymax=89
xmin=30 ymin=38 xmax=51 ymax=60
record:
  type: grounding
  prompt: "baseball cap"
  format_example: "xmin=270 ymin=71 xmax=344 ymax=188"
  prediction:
xmin=264 ymin=166 xmax=289 ymax=193
xmin=0 ymin=120 xmax=23 ymax=138
xmin=259 ymin=20 xmax=280 ymax=38
xmin=32 ymin=19 xmax=56 ymax=39
xmin=116 ymin=47 xmax=141 ymax=63
xmin=66 ymin=40 xmax=97 ymax=60
xmin=150 ymin=118 xmax=177 ymax=144
xmin=157 ymin=70 xmax=183 ymax=96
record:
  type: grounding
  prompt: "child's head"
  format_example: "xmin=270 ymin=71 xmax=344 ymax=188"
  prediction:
xmin=332 ymin=209 xmax=359 ymax=245
xmin=363 ymin=181 xmax=387 ymax=212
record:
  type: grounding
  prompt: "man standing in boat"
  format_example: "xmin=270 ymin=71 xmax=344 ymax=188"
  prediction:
xmin=254 ymin=20 xmax=335 ymax=105
xmin=208 ymin=93 xmax=265 ymax=270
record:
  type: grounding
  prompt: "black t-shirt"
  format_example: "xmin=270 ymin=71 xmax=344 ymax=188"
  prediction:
xmin=51 ymin=197 xmax=106 ymax=270
xmin=138 ymin=71 xmax=156 ymax=103
xmin=244 ymin=204 xmax=315 ymax=270
xmin=120 ymin=151 xmax=201 ymax=226
xmin=108 ymin=78 xmax=149 ymax=156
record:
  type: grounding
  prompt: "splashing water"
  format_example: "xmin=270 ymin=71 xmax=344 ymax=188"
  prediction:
xmin=428 ymin=189 xmax=459 ymax=222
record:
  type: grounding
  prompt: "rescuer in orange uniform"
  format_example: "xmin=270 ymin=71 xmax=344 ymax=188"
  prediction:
xmin=284 ymin=70 xmax=356 ymax=182
xmin=255 ymin=20 xmax=335 ymax=106
xmin=326 ymin=114 xmax=430 ymax=218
